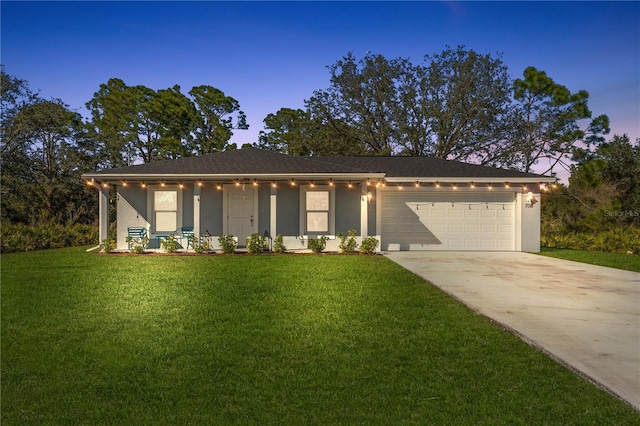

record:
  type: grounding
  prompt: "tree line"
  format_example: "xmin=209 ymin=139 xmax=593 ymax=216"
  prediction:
xmin=1 ymin=46 xmax=638 ymax=239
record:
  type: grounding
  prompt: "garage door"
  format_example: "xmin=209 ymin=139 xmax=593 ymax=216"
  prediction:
xmin=380 ymin=190 xmax=515 ymax=251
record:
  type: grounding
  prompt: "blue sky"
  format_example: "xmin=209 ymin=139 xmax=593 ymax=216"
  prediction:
xmin=2 ymin=1 xmax=639 ymax=158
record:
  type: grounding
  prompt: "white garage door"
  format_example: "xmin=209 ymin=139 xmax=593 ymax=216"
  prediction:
xmin=380 ymin=190 xmax=515 ymax=251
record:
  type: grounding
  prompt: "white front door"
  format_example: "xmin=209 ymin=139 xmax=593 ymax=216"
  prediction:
xmin=226 ymin=186 xmax=257 ymax=246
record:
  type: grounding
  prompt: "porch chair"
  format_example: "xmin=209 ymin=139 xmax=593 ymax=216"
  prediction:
xmin=127 ymin=227 xmax=148 ymax=249
xmin=178 ymin=227 xmax=195 ymax=249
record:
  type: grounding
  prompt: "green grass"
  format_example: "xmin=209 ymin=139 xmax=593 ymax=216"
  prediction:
xmin=2 ymin=248 xmax=639 ymax=425
xmin=540 ymin=247 xmax=640 ymax=272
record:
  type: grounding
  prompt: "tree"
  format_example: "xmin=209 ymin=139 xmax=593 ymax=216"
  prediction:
xmin=417 ymin=46 xmax=512 ymax=162
xmin=305 ymin=52 xmax=411 ymax=155
xmin=2 ymin=98 xmax=98 ymax=225
xmin=85 ymin=78 xmax=139 ymax=168
xmin=598 ymin=135 xmax=640 ymax=223
xmin=189 ymin=85 xmax=248 ymax=154
xmin=1 ymin=66 xmax=39 ymax=157
xmin=274 ymin=48 xmax=513 ymax=160
xmin=257 ymin=107 xmax=365 ymax=156
xmin=149 ymin=85 xmax=197 ymax=159
xmin=541 ymin=134 xmax=639 ymax=234
xmin=508 ymin=66 xmax=609 ymax=173
xmin=257 ymin=108 xmax=312 ymax=155
xmin=87 ymin=79 xmax=197 ymax=164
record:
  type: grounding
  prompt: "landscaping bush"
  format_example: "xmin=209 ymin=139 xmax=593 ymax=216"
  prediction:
xmin=541 ymin=227 xmax=640 ymax=255
xmin=273 ymin=234 xmax=286 ymax=254
xmin=160 ymin=234 xmax=179 ymax=253
xmin=338 ymin=229 xmax=358 ymax=253
xmin=0 ymin=222 xmax=99 ymax=253
xmin=245 ymin=233 xmax=267 ymax=254
xmin=360 ymin=236 xmax=379 ymax=254
xmin=307 ymin=235 xmax=328 ymax=253
xmin=218 ymin=235 xmax=237 ymax=254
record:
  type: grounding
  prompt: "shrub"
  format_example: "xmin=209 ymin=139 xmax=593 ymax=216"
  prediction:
xmin=360 ymin=236 xmax=379 ymax=254
xmin=218 ymin=235 xmax=237 ymax=254
xmin=307 ymin=235 xmax=328 ymax=253
xmin=246 ymin=233 xmax=267 ymax=254
xmin=338 ymin=229 xmax=358 ymax=253
xmin=161 ymin=234 xmax=179 ymax=253
xmin=126 ymin=236 xmax=149 ymax=254
xmin=0 ymin=222 xmax=99 ymax=253
xmin=541 ymin=227 xmax=640 ymax=255
xmin=101 ymin=237 xmax=115 ymax=253
xmin=273 ymin=234 xmax=286 ymax=254
xmin=189 ymin=235 xmax=211 ymax=254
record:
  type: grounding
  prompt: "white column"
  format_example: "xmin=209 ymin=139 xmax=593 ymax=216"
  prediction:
xmin=270 ymin=185 xmax=277 ymax=237
xmin=360 ymin=182 xmax=368 ymax=238
xmin=99 ymin=185 xmax=110 ymax=242
xmin=193 ymin=184 xmax=201 ymax=240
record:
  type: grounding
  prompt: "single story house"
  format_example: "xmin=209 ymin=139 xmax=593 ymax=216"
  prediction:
xmin=82 ymin=147 xmax=556 ymax=252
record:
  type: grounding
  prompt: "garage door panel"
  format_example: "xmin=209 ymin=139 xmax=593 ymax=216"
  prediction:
xmin=465 ymin=224 xmax=479 ymax=233
xmin=380 ymin=191 xmax=515 ymax=251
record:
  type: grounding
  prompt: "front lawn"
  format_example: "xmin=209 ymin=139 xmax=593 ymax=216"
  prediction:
xmin=540 ymin=247 xmax=640 ymax=272
xmin=2 ymin=248 xmax=638 ymax=424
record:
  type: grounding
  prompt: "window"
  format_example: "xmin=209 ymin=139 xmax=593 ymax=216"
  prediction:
xmin=302 ymin=187 xmax=334 ymax=234
xmin=154 ymin=190 xmax=178 ymax=232
xmin=306 ymin=191 xmax=329 ymax=232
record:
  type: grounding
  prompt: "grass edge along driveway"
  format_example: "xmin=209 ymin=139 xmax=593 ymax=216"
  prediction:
xmin=2 ymin=247 xmax=639 ymax=425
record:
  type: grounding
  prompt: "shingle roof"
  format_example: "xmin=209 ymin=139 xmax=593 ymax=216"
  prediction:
xmin=314 ymin=156 xmax=545 ymax=179
xmin=83 ymin=146 xmax=552 ymax=181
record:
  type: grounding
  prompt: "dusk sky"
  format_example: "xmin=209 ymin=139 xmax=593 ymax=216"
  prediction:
xmin=2 ymin=1 xmax=639 ymax=171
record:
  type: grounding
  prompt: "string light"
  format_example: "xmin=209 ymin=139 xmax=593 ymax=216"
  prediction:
xmin=329 ymin=179 xmax=334 ymax=187
xmin=435 ymin=181 xmax=440 ymax=188
xmin=414 ymin=181 xmax=420 ymax=187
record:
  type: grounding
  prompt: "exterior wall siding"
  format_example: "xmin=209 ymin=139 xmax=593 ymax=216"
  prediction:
xmin=258 ymin=186 xmax=271 ymax=236
xmin=335 ymin=186 xmax=361 ymax=235
xmin=521 ymin=191 xmax=541 ymax=252
xmin=200 ymin=187 xmax=223 ymax=236
xmin=182 ymin=184 xmax=194 ymax=228
xmin=276 ymin=185 xmax=300 ymax=236
xmin=116 ymin=185 xmax=150 ymax=250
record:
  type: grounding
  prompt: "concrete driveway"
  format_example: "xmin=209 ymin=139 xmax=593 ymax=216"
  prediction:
xmin=385 ymin=251 xmax=640 ymax=410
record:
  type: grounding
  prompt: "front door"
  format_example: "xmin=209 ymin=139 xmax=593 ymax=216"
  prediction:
xmin=226 ymin=186 xmax=256 ymax=246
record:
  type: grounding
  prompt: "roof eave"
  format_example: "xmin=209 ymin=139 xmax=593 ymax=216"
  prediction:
xmin=81 ymin=172 xmax=387 ymax=181
xmin=384 ymin=176 xmax=557 ymax=183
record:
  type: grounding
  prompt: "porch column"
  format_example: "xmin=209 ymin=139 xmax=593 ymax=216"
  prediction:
xmin=99 ymin=185 xmax=110 ymax=242
xmin=193 ymin=184 xmax=201 ymax=240
xmin=270 ymin=185 xmax=277 ymax=237
xmin=360 ymin=182 xmax=368 ymax=238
